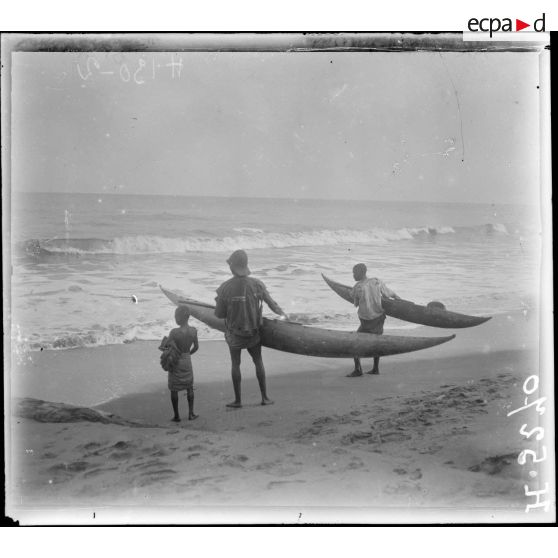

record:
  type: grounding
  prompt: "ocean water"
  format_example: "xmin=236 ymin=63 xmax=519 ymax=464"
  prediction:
xmin=10 ymin=192 xmax=540 ymax=354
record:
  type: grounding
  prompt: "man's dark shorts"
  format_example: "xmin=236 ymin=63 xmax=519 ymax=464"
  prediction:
xmin=225 ymin=330 xmax=261 ymax=349
xmin=357 ymin=314 xmax=386 ymax=334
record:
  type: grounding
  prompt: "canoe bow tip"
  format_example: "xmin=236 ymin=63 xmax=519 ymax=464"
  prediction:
xmin=470 ymin=316 xmax=492 ymax=327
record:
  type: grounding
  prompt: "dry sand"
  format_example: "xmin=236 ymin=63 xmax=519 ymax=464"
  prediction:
xmin=6 ymin=311 xmax=555 ymax=524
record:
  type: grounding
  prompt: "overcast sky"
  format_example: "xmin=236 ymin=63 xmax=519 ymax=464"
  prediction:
xmin=11 ymin=49 xmax=541 ymax=204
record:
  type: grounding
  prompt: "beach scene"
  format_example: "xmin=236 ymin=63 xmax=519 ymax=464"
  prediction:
xmin=4 ymin=38 xmax=554 ymax=524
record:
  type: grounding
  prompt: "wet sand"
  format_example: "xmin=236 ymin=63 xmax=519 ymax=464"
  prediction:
xmin=6 ymin=311 xmax=555 ymax=524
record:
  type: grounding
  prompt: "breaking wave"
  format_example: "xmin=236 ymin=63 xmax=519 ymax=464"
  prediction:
xmin=17 ymin=223 xmax=514 ymax=258
xmin=17 ymin=226 xmax=456 ymax=256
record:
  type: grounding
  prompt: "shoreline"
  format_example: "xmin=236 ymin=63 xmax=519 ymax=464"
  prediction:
xmin=10 ymin=310 xmax=537 ymax=408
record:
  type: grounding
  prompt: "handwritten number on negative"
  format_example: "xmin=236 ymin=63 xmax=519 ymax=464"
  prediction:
xmin=77 ymin=56 xmax=100 ymax=81
xmin=518 ymin=447 xmax=547 ymax=465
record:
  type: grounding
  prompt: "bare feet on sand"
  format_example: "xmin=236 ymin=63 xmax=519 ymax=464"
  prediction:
xmin=171 ymin=417 xmax=181 ymax=422
xmin=346 ymin=370 xmax=363 ymax=377
xmin=226 ymin=401 xmax=242 ymax=408
xmin=366 ymin=369 xmax=379 ymax=375
xmin=261 ymin=398 xmax=274 ymax=406
xmin=189 ymin=413 xmax=199 ymax=420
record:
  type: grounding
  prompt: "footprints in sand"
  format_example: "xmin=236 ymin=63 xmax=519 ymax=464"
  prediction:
xmin=284 ymin=373 xmax=530 ymax=492
xmin=175 ymin=475 xmax=226 ymax=489
xmin=294 ymin=375 xmax=519 ymax=461
xmin=83 ymin=442 xmax=102 ymax=451
xmin=267 ymin=480 xmax=306 ymax=490
xmin=255 ymin=461 xmax=302 ymax=477
xmin=341 ymin=430 xmax=412 ymax=446
xmin=393 ymin=467 xmax=422 ymax=480
xmin=46 ymin=441 xmax=152 ymax=485
xmin=212 ymin=447 xmax=306 ymax=480
xmin=218 ymin=453 xmax=304 ymax=478
xmin=82 ymin=466 xmax=119 ymax=479
xmin=81 ymin=440 xmax=134 ymax=459
xmin=383 ymin=465 xmax=425 ymax=496
xmin=185 ymin=444 xmax=205 ymax=451
xmin=47 ymin=461 xmax=94 ymax=483
xmin=220 ymin=454 xmax=250 ymax=468
xmin=126 ymin=458 xmax=168 ymax=472
xmin=46 ymin=436 xmax=200 ymax=491
xmin=295 ymin=414 xmax=362 ymax=440
xmin=384 ymin=480 xmax=424 ymax=496
xmin=150 ymin=448 xmax=170 ymax=457
xmin=136 ymin=469 xmax=177 ymax=486
xmin=183 ymin=444 xmax=209 ymax=460
xmin=49 ymin=461 xmax=89 ymax=473
xmin=321 ymin=454 xmax=367 ymax=474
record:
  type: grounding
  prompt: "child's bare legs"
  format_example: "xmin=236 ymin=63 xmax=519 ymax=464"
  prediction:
xmin=170 ymin=390 xmax=180 ymax=422
xmin=187 ymin=387 xmax=198 ymax=420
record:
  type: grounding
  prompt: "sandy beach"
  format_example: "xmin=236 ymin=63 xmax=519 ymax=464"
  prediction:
xmin=6 ymin=309 xmax=553 ymax=524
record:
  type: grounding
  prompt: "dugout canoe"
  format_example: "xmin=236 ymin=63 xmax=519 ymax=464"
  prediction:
xmin=321 ymin=274 xmax=491 ymax=329
xmin=160 ymin=286 xmax=455 ymax=358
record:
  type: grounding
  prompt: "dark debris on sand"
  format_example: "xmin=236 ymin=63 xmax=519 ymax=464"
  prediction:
xmin=14 ymin=397 xmax=147 ymax=427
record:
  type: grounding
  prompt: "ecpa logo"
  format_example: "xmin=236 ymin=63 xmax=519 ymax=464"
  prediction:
xmin=467 ymin=12 xmax=546 ymax=37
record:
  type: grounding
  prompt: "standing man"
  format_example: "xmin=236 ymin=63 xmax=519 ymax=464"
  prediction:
xmin=215 ymin=249 xmax=288 ymax=408
xmin=347 ymin=263 xmax=400 ymax=377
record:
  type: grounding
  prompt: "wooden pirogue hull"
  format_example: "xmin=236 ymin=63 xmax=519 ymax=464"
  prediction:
xmin=161 ymin=286 xmax=455 ymax=358
xmin=321 ymin=274 xmax=491 ymax=329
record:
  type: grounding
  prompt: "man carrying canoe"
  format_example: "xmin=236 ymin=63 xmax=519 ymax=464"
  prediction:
xmin=347 ymin=263 xmax=401 ymax=377
xmin=215 ymin=249 xmax=288 ymax=408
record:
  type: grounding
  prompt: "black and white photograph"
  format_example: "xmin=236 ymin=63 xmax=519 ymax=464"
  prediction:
xmin=2 ymin=32 xmax=554 ymax=525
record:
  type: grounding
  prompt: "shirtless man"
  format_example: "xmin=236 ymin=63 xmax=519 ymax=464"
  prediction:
xmin=347 ymin=263 xmax=400 ymax=377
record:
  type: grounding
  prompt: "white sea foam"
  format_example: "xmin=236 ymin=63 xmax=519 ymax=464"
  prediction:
xmin=13 ymin=305 xmax=430 ymax=353
xmin=13 ymin=321 xmax=213 ymax=352
xmin=30 ymin=225 xmax=459 ymax=256
xmin=233 ymin=227 xmax=265 ymax=234
xmin=407 ymin=226 xmax=456 ymax=236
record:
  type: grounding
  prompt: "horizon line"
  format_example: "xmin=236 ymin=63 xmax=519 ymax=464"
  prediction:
xmin=13 ymin=191 xmax=535 ymax=207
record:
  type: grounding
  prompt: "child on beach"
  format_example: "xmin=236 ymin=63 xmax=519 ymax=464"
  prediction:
xmin=166 ymin=306 xmax=199 ymax=422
